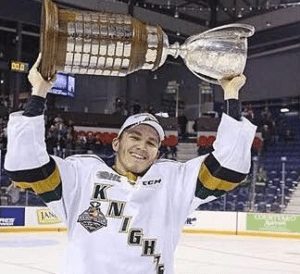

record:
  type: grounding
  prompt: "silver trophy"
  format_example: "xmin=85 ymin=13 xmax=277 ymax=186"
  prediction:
xmin=165 ymin=24 xmax=255 ymax=84
xmin=40 ymin=0 xmax=255 ymax=85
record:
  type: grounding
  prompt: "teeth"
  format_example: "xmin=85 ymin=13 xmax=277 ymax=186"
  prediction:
xmin=131 ymin=153 xmax=145 ymax=159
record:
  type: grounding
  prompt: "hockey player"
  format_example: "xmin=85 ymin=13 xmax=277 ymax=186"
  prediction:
xmin=4 ymin=54 xmax=256 ymax=274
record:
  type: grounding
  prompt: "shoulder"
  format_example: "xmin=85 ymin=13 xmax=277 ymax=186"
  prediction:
xmin=151 ymin=156 xmax=206 ymax=173
xmin=65 ymin=154 xmax=106 ymax=165
xmin=152 ymin=159 xmax=185 ymax=172
xmin=154 ymin=158 xmax=181 ymax=166
xmin=154 ymin=157 xmax=205 ymax=166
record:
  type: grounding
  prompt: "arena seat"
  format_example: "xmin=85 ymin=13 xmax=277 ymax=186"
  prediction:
xmin=100 ymin=132 xmax=111 ymax=145
xmin=207 ymin=135 xmax=216 ymax=147
xmin=256 ymin=202 xmax=267 ymax=212
xmin=236 ymin=201 xmax=245 ymax=212
xmin=165 ymin=135 xmax=178 ymax=147
xmin=197 ymin=136 xmax=208 ymax=147
xmin=108 ymin=132 xmax=118 ymax=143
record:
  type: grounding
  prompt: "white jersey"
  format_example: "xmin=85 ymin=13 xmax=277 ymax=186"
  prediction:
xmin=4 ymin=112 xmax=256 ymax=274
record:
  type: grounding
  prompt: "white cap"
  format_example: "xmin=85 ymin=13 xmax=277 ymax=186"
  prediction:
xmin=118 ymin=113 xmax=165 ymax=142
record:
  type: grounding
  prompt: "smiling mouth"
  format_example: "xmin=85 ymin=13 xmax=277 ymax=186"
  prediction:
xmin=130 ymin=152 xmax=147 ymax=160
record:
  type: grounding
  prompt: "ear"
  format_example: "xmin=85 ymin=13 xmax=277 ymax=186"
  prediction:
xmin=112 ymin=137 xmax=120 ymax=152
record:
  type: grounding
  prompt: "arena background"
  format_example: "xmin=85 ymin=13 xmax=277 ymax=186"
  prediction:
xmin=0 ymin=1 xmax=299 ymax=273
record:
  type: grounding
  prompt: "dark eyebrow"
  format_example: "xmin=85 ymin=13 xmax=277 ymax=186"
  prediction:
xmin=127 ymin=129 xmax=142 ymax=137
xmin=127 ymin=129 xmax=159 ymax=145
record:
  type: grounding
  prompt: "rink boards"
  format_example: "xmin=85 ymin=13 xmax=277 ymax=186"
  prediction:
xmin=1 ymin=206 xmax=300 ymax=238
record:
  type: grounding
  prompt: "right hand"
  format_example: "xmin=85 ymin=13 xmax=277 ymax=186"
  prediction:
xmin=219 ymin=74 xmax=246 ymax=100
xmin=28 ymin=53 xmax=56 ymax=98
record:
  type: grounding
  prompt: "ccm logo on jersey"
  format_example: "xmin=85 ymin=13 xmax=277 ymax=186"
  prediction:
xmin=142 ymin=179 xmax=161 ymax=186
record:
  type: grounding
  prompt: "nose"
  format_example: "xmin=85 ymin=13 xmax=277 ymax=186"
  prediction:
xmin=136 ymin=140 xmax=147 ymax=151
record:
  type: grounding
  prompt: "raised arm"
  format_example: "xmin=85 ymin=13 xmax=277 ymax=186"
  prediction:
xmin=195 ymin=75 xmax=257 ymax=201
xmin=4 ymin=54 xmax=72 ymax=220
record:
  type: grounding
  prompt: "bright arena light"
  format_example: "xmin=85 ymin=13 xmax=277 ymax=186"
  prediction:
xmin=280 ymin=107 xmax=290 ymax=113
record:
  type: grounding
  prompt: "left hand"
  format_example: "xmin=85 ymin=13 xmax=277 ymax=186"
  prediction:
xmin=28 ymin=53 xmax=56 ymax=98
xmin=219 ymin=74 xmax=246 ymax=100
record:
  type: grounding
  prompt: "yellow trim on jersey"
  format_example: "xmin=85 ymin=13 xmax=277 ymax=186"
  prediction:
xmin=199 ymin=163 xmax=237 ymax=191
xmin=112 ymin=165 xmax=138 ymax=184
xmin=14 ymin=166 xmax=61 ymax=194
xmin=125 ymin=172 xmax=138 ymax=184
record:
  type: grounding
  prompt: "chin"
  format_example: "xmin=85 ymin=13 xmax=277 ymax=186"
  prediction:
xmin=129 ymin=165 xmax=149 ymax=175
xmin=131 ymin=168 xmax=146 ymax=175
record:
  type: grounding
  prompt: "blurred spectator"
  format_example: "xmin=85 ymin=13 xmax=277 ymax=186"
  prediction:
xmin=132 ymin=100 xmax=141 ymax=114
xmin=276 ymin=117 xmax=287 ymax=142
xmin=271 ymin=120 xmax=279 ymax=143
xmin=114 ymin=97 xmax=127 ymax=115
xmin=93 ymin=138 xmax=103 ymax=155
xmin=5 ymin=183 xmax=20 ymax=204
xmin=170 ymin=146 xmax=177 ymax=160
xmin=66 ymin=120 xmax=75 ymax=135
xmin=192 ymin=119 xmax=197 ymax=133
xmin=242 ymin=104 xmax=254 ymax=122
xmin=256 ymin=166 xmax=267 ymax=187
xmin=46 ymin=125 xmax=58 ymax=154
xmin=0 ymin=99 xmax=9 ymax=117
xmin=159 ymin=145 xmax=170 ymax=159
xmin=177 ymin=113 xmax=188 ymax=138
xmin=75 ymin=134 xmax=87 ymax=152
xmin=261 ymin=106 xmax=273 ymax=127
xmin=0 ymin=192 xmax=11 ymax=205
xmin=145 ymin=104 xmax=155 ymax=115
xmin=86 ymin=132 xmax=96 ymax=152
xmin=284 ymin=128 xmax=295 ymax=143
xmin=64 ymin=133 xmax=76 ymax=157
xmin=261 ymin=125 xmax=272 ymax=152
xmin=0 ymin=126 xmax=7 ymax=150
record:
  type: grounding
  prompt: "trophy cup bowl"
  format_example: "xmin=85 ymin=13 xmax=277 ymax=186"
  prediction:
xmin=174 ymin=24 xmax=255 ymax=84
xmin=40 ymin=0 xmax=254 ymax=85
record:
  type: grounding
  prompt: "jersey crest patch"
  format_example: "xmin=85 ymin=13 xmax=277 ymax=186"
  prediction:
xmin=77 ymin=202 xmax=107 ymax=233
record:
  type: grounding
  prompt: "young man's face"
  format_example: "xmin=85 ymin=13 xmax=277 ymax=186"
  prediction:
xmin=112 ymin=124 xmax=160 ymax=175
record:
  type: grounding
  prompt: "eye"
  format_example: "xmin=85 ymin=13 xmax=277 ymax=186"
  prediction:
xmin=130 ymin=135 xmax=140 ymax=141
xmin=147 ymin=141 xmax=157 ymax=147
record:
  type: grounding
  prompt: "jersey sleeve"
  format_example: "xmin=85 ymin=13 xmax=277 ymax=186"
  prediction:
xmin=3 ymin=111 xmax=97 ymax=225
xmin=172 ymin=113 xmax=256 ymax=225
xmin=195 ymin=113 xmax=257 ymax=201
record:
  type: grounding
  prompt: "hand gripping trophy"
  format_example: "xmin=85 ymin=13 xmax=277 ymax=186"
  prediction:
xmin=40 ymin=0 xmax=254 ymax=84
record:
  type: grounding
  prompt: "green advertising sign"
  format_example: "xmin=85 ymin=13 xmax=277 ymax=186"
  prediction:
xmin=246 ymin=213 xmax=300 ymax=233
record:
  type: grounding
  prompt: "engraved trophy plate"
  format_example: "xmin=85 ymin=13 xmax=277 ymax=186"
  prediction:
xmin=91 ymin=43 xmax=99 ymax=55
xmin=114 ymin=58 xmax=122 ymax=68
xmin=40 ymin=0 xmax=255 ymax=85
